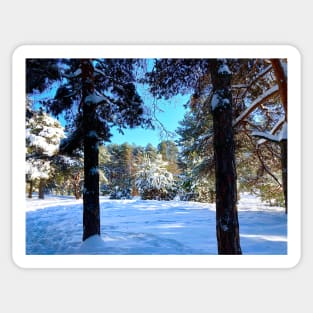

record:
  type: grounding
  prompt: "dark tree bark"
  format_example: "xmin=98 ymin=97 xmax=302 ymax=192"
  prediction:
xmin=209 ymin=59 xmax=242 ymax=255
xmin=28 ymin=180 xmax=33 ymax=198
xmin=26 ymin=58 xmax=146 ymax=243
xmin=81 ymin=59 xmax=100 ymax=241
xmin=280 ymin=139 xmax=288 ymax=213
xmin=38 ymin=179 xmax=45 ymax=199
xmin=271 ymin=59 xmax=288 ymax=212
xmin=270 ymin=59 xmax=287 ymax=118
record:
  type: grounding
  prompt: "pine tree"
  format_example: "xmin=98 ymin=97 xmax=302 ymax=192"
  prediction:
xmin=26 ymin=58 xmax=151 ymax=240
xmin=104 ymin=143 xmax=134 ymax=199
xmin=232 ymin=59 xmax=287 ymax=212
xmin=145 ymin=143 xmax=158 ymax=159
xmin=146 ymin=58 xmax=242 ymax=254
xmin=176 ymin=105 xmax=215 ymax=202
xmin=26 ymin=108 xmax=65 ymax=199
xmin=52 ymin=152 xmax=84 ymax=199
xmin=157 ymin=140 xmax=180 ymax=174
xmin=209 ymin=59 xmax=241 ymax=254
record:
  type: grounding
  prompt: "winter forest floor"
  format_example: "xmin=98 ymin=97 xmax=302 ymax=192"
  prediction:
xmin=25 ymin=193 xmax=287 ymax=255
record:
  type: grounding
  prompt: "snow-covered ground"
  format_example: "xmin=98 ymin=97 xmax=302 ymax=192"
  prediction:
xmin=26 ymin=193 xmax=287 ymax=255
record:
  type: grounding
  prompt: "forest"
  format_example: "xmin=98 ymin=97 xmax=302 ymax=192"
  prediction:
xmin=25 ymin=58 xmax=287 ymax=255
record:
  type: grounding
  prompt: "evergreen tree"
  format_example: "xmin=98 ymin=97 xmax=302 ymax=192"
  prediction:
xmin=98 ymin=145 xmax=110 ymax=196
xmin=175 ymin=59 xmax=285 ymax=207
xmin=26 ymin=107 xmax=65 ymax=199
xmin=135 ymin=154 xmax=175 ymax=200
xmin=176 ymin=106 xmax=215 ymax=202
xmin=209 ymin=59 xmax=241 ymax=254
xmin=145 ymin=143 xmax=158 ymax=159
xmin=146 ymin=58 xmax=242 ymax=254
xmin=157 ymin=140 xmax=180 ymax=174
xmin=26 ymin=58 xmax=151 ymax=240
xmin=105 ymin=143 xmax=134 ymax=199
xmin=232 ymin=59 xmax=287 ymax=212
xmin=52 ymin=152 xmax=84 ymax=199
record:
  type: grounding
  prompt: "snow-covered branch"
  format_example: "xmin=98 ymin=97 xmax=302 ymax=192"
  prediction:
xmin=256 ymin=118 xmax=285 ymax=146
xmin=84 ymin=91 xmax=108 ymax=105
xmin=233 ymin=85 xmax=279 ymax=127
xmin=248 ymin=65 xmax=272 ymax=89
xmin=62 ymin=68 xmax=82 ymax=79
xmin=252 ymin=122 xmax=287 ymax=145
xmin=251 ymin=131 xmax=280 ymax=143
xmin=94 ymin=68 xmax=130 ymax=89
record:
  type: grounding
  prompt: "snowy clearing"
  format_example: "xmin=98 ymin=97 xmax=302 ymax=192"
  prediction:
xmin=26 ymin=193 xmax=287 ymax=255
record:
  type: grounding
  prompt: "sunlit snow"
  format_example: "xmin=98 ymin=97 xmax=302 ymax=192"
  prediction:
xmin=26 ymin=193 xmax=287 ymax=255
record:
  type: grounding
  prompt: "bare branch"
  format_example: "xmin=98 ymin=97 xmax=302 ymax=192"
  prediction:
xmin=256 ymin=148 xmax=282 ymax=187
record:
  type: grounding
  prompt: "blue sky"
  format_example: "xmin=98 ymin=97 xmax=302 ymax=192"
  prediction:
xmin=110 ymin=94 xmax=190 ymax=147
xmin=30 ymin=86 xmax=190 ymax=148
xmin=108 ymin=60 xmax=190 ymax=147
xmin=30 ymin=87 xmax=190 ymax=148
xmin=28 ymin=61 xmax=191 ymax=148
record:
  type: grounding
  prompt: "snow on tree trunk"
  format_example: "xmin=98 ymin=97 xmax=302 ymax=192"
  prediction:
xmin=81 ymin=59 xmax=100 ymax=241
xmin=210 ymin=59 xmax=242 ymax=255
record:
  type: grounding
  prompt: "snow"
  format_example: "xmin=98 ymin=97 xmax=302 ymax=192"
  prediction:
xmin=64 ymin=68 xmax=82 ymax=78
xmin=211 ymin=93 xmax=220 ymax=111
xmin=280 ymin=60 xmax=287 ymax=78
xmin=211 ymin=92 xmax=230 ymax=111
xmin=233 ymin=85 xmax=279 ymax=127
xmin=135 ymin=154 xmax=174 ymax=194
xmin=252 ymin=122 xmax=287 ymax=143
xmin=89 ymin=166 xmax=99 ymax=175
xmin=26 ymin=111 xmax=64 ymax=157
xmin=87 ymin=130 xmax=98 ymax=138
xmin=25 ymin=193 xmax=287 ymax=255
xmin=84 ymin=92 xmax=107 ymax=105
xmin=217 ymin=59 xmax=231 ymax=75
xmin=27 ymin=134 xmax=59 ymax=156
xmin=26 ymin=159 xmax=51 ymax=179
xmin=279 ymin=122 xmax=287 ymax=141
xmin=252 ymin=131 xmax=280 ymax=142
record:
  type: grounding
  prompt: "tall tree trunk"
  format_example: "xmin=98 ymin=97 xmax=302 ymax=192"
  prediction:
xmin=280 ymin=139 xmax=288 ymax=213
xmin=270 ymin=59 xmax=287 ymax=118
xmin=28 ymin=180 xmax=33 ymax=198
xmin=271 ymin=59 xmax=288 ymax=212
xmin=209 ymin=59 xmax=242 ymax=255
xmin=38 ymin=179 xmax=45 ymax=199
xmin=81 ymin=59 xmax=100 ymax=241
